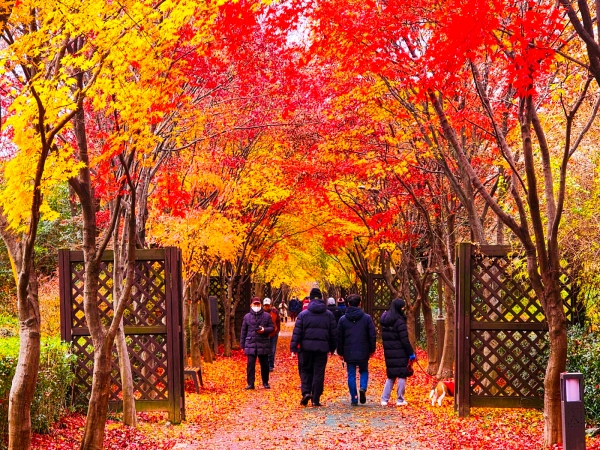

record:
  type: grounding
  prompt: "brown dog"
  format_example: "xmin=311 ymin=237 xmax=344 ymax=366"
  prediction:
xmin=429 ymin=380 xmax=455 ymax=406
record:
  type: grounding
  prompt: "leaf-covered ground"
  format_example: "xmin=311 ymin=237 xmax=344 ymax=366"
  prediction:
xmin=33 ymin=322 xmax=600 ymax=449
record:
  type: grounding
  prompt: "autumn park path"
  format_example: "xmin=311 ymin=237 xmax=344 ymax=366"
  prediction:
xmin=168 ymin=322 xmax=546 ymax=450
xmin=30 ymin=322 xmax=557 ymax=449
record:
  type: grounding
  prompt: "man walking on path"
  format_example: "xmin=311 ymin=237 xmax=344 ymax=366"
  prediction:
xmin=290 ymin=287 xmax=337 ymax=407
xmin=337 ymin=294 xmax=376 ymax=405
xmin=326 ymin=297 xmax=342 ymax=325
xmin=263 ymin=297 xmax=281 ymax=372
xmin=240 ymin=297 xmax=274 ymax=390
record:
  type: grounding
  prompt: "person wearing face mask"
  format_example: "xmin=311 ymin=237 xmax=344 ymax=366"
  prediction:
xmin=240 ymin=297 xmax=275 ymax=390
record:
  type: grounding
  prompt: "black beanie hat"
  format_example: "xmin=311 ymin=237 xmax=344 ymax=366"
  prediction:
xmin=309 ymin=288 xmax=322 ymax=299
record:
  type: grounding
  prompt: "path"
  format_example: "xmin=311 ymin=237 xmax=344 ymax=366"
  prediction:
xmin=174 ymin=322 xmax=424 ymax=449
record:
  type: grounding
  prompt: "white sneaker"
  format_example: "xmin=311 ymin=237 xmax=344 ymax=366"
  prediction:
xmin=380 ymin=401 xmax=388 ymax=406
xmin=396 ymin=400 xmax=408 ymax=406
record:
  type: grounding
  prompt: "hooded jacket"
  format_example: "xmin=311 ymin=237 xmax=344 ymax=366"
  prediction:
xmin=240 ymin=308 xmax=274 ymax=356
xmin=337 ymin=306 xmax=376 ymax=363
xmin=380 ymin=310 xmax=414 ymax=378
xmin=327 ymin=304 xmax=343 ymax=325
xmin=290 ymin=299 xmax=337 ymax=353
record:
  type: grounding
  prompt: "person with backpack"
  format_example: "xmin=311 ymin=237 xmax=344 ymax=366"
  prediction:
xmin=379 ymin=298 xmax=416 ymax=406
xmin=337 ymin=294 xmax=376 ymax=406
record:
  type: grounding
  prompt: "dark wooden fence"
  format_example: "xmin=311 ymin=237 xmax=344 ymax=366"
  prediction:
xmin=455 ymin=243 xmax=584 ymax=416
xmin=59 ymin=248 xmax=185 ymax=423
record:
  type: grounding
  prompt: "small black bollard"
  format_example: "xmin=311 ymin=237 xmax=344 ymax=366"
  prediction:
xmin=561 ymin=372 xmax=586 ymax=450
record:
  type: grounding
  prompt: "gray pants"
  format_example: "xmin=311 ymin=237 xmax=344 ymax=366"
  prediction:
xmin=381 ymin=377 xmax=406 ymax=403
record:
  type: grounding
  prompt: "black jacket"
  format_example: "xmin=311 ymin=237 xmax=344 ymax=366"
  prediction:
xmin=327 ymin=305 xmax=343 ymax=325
xmin=240 ymin=309 xmax=274 ymax=356
xmin=380 ymin=311 xmax=414 ymax=378
xmin=290 ymin=299 xmax=337 ymax=353
xmin=337 ymin=306 xmax=376 ymax=363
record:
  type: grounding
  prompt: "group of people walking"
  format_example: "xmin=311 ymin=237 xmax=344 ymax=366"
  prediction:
xmin=241 ymin=287 xmax=416 ymax=407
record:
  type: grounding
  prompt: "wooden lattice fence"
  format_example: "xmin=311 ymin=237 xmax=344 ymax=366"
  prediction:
xmin=455 ymin=243 xmax=584 ymax=416
xmin=59 ymin=248 xmax=185 ymax=423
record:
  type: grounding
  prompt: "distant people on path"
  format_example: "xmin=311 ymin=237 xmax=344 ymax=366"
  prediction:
xmin=290 ymin=287 xmax=337 ymax=407
xmin=337 ymin=294 xmax=376 ymax=406
xmin=379 ymin=298 xmax=415 ymax=406
xmin=240 ymin=296 xmax=274 ymax=390
xmin=337 ymin=297 xmax=346 ymax=315
xmin=301 ymin=296 xmax=310 ymax=311
xmin=326 ymin=297 xmax=342 ymax=325
xmin=263 ymin=298 xmax=281 ymax=372
xmin=278 ymin=300 xmax=288 ymax=323
xmin=289 ymin=297 xmax=301 ymax=321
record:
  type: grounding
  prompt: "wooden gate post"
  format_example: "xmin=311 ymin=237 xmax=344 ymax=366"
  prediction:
xmin=166 ymin=247 xmax=184 ymax=423
xmin=455 ymin=243 xmax=472 ymax=417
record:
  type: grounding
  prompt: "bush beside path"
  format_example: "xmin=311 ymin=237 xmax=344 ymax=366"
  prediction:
xmin=32 ymin=322 xmax=600 ymax=449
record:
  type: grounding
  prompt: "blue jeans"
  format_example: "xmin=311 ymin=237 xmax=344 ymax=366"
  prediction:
xmin=346 ymin=361 xmax=369 ymax=404
xmin=268 ymin=334 xmax=278 ymax=369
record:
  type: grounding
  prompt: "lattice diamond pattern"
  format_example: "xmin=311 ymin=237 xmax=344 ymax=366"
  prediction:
xmin=471 ymin=255 xmax=544 ymax=323
xmin=373 ymin=279 xmax=391 ymax=308
xmin=470 ymin=329 xmax=548 ymax=397
xmin=68 ymin=257 xmax=173 ymax=407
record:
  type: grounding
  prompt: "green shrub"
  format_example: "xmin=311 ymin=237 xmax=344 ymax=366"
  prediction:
xmin=0 ymin=337 xmax=75 ymax=448
xmin=0 ymin=315 xmax=18 ymax=338
xmin=567 ymin=326 xmax=600 ymax=425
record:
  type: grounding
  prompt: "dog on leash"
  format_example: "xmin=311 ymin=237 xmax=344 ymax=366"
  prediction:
xmin=429 ymin=379 xmax=455 ymax=406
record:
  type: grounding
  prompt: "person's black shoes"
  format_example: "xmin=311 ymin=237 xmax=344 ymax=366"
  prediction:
xmin=359 ymin=389 xmax=366 ymax=404
xmin=300 ymin=394 xmax=312 ymax=406
xmin=244 ymin=385 xmax=255 ymax=390
xmin=263 ymin=383 xmax=271 ymax=389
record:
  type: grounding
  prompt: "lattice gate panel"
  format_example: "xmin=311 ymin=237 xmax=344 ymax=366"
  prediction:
xmin=366 ymin=274 xmax=393 ymax=335
xmin=456 ymin=244 xmax=582 ymax=416
xmin=59 ymin=248 xmax=184 ymax=423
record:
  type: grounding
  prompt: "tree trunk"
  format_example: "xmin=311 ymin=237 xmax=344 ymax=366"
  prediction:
xmin=113 ymin=220 xmax=136 ymax=427
xmin=223 ymin=278 xmax=233 ymax=357
xmin=80 ymin=341 xmax=112 ymax=450
xmin=199 ymin=273 xmax=213 ymax=363
xmin=541 ymin=276 xmax=567 ymax=446
xmin=8 ymin=271 xmax=40 ymax=450
xmin=437 ymin=282 xmax=455 ymax=379
xmin=115 ymin=327 xmax=137 ymax=426
xmin=190 ymin=296 xmax=202 ymax=366
xmin=405 ymin=301 xmax=418 ymax=349
xmin=421 ymin=296 xmax=437 ymax=374
xmin=182 ymin=283 xmax=190 ymax=366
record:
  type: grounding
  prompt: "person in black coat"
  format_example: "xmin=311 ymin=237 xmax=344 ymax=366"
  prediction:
xmin=240 ymin=297 xmax=275 ymax=390
xmin=337 ymin=294 xmax=376 ymax=405
xmin=290 ymin=287 xmax=337 ymax=407
xmin=326 ymin=297 xmax=342 ymax=325
xmin=379 ymin=298 xmax=415 ymax=406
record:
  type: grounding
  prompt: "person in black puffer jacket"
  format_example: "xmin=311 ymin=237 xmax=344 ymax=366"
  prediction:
xmin=326 ymin=297 xmax=342 ymax=325
xmin=290 ymin=287 xmax=337 ymax=407
xmin=240 ymin=297 xmax=275 ymax=390
xmin=337 ymin=294 xmax=376 ymax=405
xmin=380 ymin=298 xmax=415 ymax=406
